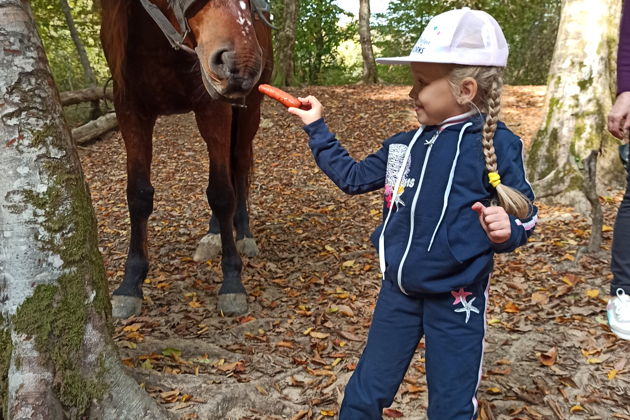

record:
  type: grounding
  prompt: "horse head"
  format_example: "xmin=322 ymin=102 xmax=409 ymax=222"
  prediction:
xmin=142 ymin=0 xmax=270 ymax=103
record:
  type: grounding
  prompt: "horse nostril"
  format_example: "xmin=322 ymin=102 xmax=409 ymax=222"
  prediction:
xmin=210 ymin=48 xmax=236 ymax=77
xmin=241 ymin=79 xmax=254 ymax=91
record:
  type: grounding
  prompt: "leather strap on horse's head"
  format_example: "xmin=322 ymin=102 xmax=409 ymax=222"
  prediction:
xmin=138 ymin=0 xmax=275 ymax=55
xmin=139 ymin=0 xmax=195 ymax=53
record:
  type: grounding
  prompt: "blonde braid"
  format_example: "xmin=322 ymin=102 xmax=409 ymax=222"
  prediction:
xmin=481 ymin=73 xmax=532 ymax=219
xmin=481 ymin=77 xmax=500 ymax=174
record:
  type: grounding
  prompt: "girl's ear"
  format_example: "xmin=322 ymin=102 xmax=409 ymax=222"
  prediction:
xmin=458 ymin=77 xmax=478 ymax=104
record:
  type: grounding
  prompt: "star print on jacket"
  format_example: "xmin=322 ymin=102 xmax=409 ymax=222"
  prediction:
xmin=384 ymin=144 xmax=414 ymax=209
xmin=451 ymin=288 xmax=479 ymax=324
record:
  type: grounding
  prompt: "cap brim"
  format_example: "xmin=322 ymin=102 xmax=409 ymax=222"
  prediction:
xmin=377 ymin=54 xmax=508 ymax=67
xmin=375 ymin=55 xmax=459 ymax=65
xmin=375 ymin=56 xmax=415 ymax=65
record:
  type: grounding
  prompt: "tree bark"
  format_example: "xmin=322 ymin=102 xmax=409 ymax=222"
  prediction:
xmin=526 ymin=0 xmax=623 ymax=214
xmin=59 ymin=0 xmax=101 ymax=119
xmin=0 ymin=2 xmax=168 ymax=419
xmin=60 ymin=86 xmax=113 ymax=106
xmin=583 ymin=150 xmax=603 ymax=252
xmin=358 ymin=0 xmax=377 ymax=84
xmin=277 ymin=0 xmax=298 ymax=86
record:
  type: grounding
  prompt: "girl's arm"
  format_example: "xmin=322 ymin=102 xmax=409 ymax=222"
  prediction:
xmin=289 ymin=96 xmax=388 ymax=195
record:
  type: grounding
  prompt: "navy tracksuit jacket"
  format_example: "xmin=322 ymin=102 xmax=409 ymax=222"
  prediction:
xmin=303 ymin=113 xmax=537 ymax=419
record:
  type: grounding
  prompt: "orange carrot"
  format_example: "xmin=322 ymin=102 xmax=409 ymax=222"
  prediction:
xmin=258 ymin=84 xmax=310 ymax=109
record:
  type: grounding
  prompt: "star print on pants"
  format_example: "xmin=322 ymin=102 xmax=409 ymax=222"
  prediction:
xmin=454 ymin=297 xmax=480 ymax=323
xmin=451 ymin=288 xmax=472 ymax=305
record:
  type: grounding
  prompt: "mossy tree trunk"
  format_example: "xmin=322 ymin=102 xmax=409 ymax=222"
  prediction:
xmin=526 ymin=0 xmax=624 ymax=214
xmin=0 ymin=2 xmax=168 ymax=419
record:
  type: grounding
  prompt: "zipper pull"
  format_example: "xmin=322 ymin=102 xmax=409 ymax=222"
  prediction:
xmin=424 ymin=132 xmax=439 ymax=146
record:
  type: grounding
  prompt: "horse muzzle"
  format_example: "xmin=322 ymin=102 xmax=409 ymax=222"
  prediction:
xmin=197 ymin=45 xmax=264 ymax=102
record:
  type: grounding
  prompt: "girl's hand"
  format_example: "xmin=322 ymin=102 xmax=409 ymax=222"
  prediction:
xmin=471 ymin=202 xmax=511 ymax=244
xmin=288 ymin=95 xmax=323 ymax=126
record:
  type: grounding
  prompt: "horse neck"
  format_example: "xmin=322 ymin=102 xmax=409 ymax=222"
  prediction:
xmin=101 ymin=0 xmax=130 ymax=88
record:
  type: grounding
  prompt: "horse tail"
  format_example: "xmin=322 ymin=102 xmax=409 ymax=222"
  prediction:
xmin=100 ymin=0 xmax=129 ymax=92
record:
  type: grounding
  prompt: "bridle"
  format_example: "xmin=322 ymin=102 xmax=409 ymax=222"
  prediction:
xmin=138 ymin=0 xmax=275 ymax=55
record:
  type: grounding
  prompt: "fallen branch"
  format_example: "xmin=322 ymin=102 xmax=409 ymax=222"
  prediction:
xmin=60 ymin=87 xmax=113 ymax=106
xmin=72 ymin=112 xmax=118 ymax=144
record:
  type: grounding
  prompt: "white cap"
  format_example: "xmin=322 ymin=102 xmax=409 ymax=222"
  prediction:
xmin=376 ymin=8 xmax=509 ymax=67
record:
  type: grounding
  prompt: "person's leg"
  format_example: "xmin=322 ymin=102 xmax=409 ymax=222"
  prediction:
xmin=611 ymin=164 xmax=630 ymax=294
xmin=340 ymin=280 xmax=424 ymax=420
xmin=608 ymin=164 xmax=630 ymax=340
xmin=423 ymin=277 xmax=489 ymax=420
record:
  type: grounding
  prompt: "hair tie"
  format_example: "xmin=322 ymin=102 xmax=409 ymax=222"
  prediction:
xmin=488 ymin=171 xmax=501 ymax=188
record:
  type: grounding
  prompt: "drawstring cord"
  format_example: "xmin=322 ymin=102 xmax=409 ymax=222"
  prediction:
xmin=427 ymin=122 xmax=472 ymax=251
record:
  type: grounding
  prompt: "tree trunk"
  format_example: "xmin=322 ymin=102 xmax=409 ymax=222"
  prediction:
xmin=277 ymin=0 xmax=298 ymax=86
xmin=358 ymin=0 xmax=377 ymax=84
xmin=59 ymin=0 xmax=101 ymax=119
xmin=526 ymin=0 xmax=624 ymax=214
xmin=0 ymin=2 xmax=168 ymax=419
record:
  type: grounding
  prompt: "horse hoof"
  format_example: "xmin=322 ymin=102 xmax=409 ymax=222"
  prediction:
xmin=193 ymin=233 xmax=221 ymax=262
xmin=218 ymin=293 xmax=248 ymax=316
xmin=236 ymin=237 xmax=259 ymax=258
xmin=111 ymin=295 xmax=143 ymax=319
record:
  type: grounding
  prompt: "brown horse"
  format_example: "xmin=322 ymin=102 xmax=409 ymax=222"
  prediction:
xmin=100 ymin=0 xmax=273 ymax=318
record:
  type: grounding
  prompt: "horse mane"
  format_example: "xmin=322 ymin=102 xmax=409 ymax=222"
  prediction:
xmin=100 ymin=0 xmax=130 ymax=90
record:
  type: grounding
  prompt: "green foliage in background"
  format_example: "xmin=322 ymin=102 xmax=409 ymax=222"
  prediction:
xmin=31 ymin=0 xmax=560 ymax=95
xmin=294 ymin=0 xmax=355 ymax=85
xmin=32 ymin=0 xmax=109 ymax=92
xmin=373 ymin=0 xmax=561 ymax=85
xmin=270 ymin=0 xmax=356 ymax=85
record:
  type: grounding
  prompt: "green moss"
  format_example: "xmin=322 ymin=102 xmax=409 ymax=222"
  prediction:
xmin=570 ymin=100 xmax=608 ymax=160
xmin=577 ymin=74 xmax=593 ymax=91
xmin=527 ymin=95 xmax=561 ymax=178
xmin=574 ymin=120 xmax=585 ymax=140
xmin=13 ymin=285 xmax=56 ymax=348
xmin=0 ymin=327 xmax=12 ymax=419
xmin=566 ymin=172 xmax=584 ymax=192
xmin=10 ymin=121 xmax=111 ymax=414
xmin=528 ymin=127 xmax=559 ymax=180
xmin=545 ymin=97 xmax=561 ymax=128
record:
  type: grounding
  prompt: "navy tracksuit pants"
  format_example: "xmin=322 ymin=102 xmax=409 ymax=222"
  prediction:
xmin=611 ymin=160 xmax=630 ymax=295
xmin=340 ymin=276 xmax=489 ymax=419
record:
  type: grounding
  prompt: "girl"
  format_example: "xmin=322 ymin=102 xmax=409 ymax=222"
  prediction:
xmin=289 ymin=7 xmax=538 ymax=419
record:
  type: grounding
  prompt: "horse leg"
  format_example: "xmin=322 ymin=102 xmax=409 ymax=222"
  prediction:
xmin=193 ymin=105 xmax=260 ymax=261
xmin=194 ymin=107 xmax=248 ymax=316
xmin=111 ymin=111 xmax=156 ymax=319
xmin=194 ymin=207 xmax=256 ymax=260
xmin=193 ymin=215 xmax=221 ymax=262
xmin=232 ymin=104 xmax=260 ymax=258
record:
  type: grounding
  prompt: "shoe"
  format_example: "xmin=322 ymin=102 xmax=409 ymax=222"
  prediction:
xmin=607 ymin=288 xmax=630 ymax=340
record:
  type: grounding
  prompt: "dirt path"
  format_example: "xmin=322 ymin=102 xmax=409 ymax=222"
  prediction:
xmin=79 ymin=85 xmax=630 ymax=420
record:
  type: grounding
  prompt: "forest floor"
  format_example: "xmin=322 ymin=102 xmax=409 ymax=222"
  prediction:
xmin=78 ymin=85 xmax=630 ymax=420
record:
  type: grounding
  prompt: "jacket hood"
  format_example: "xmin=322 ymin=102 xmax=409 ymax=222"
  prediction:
xmin=425 ymin=113 xmax=510 ymax=135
